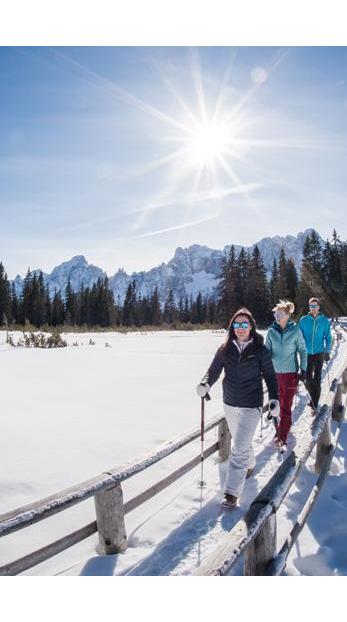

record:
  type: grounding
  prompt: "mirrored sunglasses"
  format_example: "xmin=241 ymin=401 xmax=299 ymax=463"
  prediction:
xmin=233 ymin=321 xmax=250 ymax=329
xmin=309 ymin=304 xmax=319 ymax=308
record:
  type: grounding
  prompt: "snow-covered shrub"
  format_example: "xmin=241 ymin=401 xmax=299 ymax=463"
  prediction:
xmin=13 ymin=331 xmax=68 ymax=348
xmin=6 ymin=333 xmax=16 ymax=347
xmin=46 ymin=332 xmax=67 ymax=348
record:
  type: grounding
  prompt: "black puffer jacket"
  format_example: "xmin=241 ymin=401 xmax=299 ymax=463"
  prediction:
xmin=201 ymin=332 xmax=278 ymax=408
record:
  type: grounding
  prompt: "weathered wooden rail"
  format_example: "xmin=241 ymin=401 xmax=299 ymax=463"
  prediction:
xmin=194 ymin=338 xmax=347 ymax=576
xmin=0 ymin=407 xmax=233 ymax=575
xmin=0 ymin=326 xmax=344 ymax=576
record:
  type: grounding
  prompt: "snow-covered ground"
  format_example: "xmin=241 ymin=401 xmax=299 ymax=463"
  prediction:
xmin=1 ymin=326 xmax=347 ymax=576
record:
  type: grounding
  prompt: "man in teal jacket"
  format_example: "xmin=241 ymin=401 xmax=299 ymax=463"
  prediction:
xmin=299 ymin=297 xmax=332 ymax=409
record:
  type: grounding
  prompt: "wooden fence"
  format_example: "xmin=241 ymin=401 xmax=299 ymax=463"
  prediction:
xmin=194 ymin=349 xmax=347 ymax=576
xmin=0 ymin=327 xmax=345 ymax=576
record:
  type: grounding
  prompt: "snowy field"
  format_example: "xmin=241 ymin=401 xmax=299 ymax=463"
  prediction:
xmin=1 ymin=326 xmax=347 ymax=576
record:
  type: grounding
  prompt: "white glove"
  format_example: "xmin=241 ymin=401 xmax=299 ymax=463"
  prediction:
xmin=269 ymin=399 xmax=280 ymax=419
xmin=196 ymin=383 xmax=210 ymax=397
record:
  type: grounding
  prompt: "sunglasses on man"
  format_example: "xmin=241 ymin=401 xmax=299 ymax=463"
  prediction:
xmin=309 ymin=304 xmax=319 ymax=309
xmin=233 ymin=321 xmax=250 ymax=329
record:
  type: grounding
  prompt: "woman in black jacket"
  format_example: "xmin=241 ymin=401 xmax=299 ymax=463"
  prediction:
xmin=197 ymin=307 xmax=279 ymax=508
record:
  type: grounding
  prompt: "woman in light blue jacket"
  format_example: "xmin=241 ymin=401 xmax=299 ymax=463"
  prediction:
xmin=265 ymin=300 xmax=308 ymax=447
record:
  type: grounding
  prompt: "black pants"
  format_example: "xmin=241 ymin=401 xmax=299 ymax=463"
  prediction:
xmin=306 ymin=353 xmax=324 ymax=407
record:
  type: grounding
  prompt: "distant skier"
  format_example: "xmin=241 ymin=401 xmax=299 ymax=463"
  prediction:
xmin=197 ymin=308 xmax=279 ymax=509
xmin=265 ymin=300 xmax=308 ymax=447
xmin=299 ymin=297 xmax=332 ymax=410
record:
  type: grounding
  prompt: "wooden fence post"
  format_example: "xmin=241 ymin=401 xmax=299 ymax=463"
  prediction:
xmin=218 ymin=418 xmax=231 ymax=462
xmin=244 ymin=510 xmax=277 ymax=575
xmin=315 ymin=419 xmax=332 ymax=473
xmin=341 ymin=368 xmax=347 ymax=393
xmin=94 ymin=483 xmax=127 ymax=555
xmin=332 ymin=380 xmax=345 ymax=423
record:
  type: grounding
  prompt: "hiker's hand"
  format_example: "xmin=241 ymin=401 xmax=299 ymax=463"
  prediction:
xmin=196 ymin=383 xmax=210 ymax=398
xmin=324 ymin=352 xmax=330 ymax=362
xmin=269 ymin=399 xmax=280 ymax=419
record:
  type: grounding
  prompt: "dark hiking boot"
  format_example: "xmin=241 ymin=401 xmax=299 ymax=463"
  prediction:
xmin=221 ymin=493 xmax=238 ymax=509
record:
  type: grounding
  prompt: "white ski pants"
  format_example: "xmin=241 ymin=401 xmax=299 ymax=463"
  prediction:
xmin=223 ymin=403 xmax=261 ymax=498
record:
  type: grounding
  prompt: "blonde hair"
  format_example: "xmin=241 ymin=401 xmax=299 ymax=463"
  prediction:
xmin=272 ymin=299 xmax=295 ymax=315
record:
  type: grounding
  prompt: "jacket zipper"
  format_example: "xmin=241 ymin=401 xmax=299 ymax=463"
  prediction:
xmin=311 ymin=317 xmax=317 ymax=354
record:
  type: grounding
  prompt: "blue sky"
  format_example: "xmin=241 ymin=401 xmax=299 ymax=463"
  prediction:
xmin=1 ymin=46 xmax=347 ymax=278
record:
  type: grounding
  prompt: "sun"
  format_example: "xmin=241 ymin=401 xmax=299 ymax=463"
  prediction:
xmin=187 ymin=121 xmax=231 ymax=167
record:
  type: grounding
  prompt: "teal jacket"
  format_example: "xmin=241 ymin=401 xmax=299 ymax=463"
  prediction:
xmin=299 ymin=313 xmax=332 ymax=355
xmin=265 ymin=319 xmax=308 ymax=373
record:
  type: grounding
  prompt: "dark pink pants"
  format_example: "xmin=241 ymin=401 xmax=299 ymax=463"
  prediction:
xmin=276 ymin=372 xmax=298 ymax=444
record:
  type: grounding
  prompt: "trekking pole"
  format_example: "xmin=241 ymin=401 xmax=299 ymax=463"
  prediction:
xmin=260 ymin=408 xmax=263 ymax=438
xmin=198 ymin=392 xmax=210 ymax=489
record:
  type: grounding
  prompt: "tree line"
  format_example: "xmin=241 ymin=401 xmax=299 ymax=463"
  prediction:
xmin=0 ymin=229 xmax=346 ymax=330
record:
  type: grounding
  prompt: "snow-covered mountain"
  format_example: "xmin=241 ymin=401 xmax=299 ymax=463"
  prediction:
xmin=12 ymin=229 xmax=324 ymax=304
xmin=13 ymin=255 xmax=106 ymax=299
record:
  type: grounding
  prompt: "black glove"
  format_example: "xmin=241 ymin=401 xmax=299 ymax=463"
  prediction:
xmin=298 ymin=370 xmax=306 ymax=383
xmin=324 ymin=352 xmax=330 ymax=362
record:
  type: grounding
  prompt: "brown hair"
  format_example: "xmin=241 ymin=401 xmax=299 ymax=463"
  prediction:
xmin=309 ymin=297 xmax=320 ymax=304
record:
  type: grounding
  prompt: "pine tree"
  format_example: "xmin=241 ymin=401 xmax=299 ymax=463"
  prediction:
xmin=278 ymin=248 xmax=290 ymax=300
xmin=286 ymin=258 xmax=298 ymax=303
xmin=217 ymin=245 xmax=241 ymax=324
xmin=163 ymin=289 xmax=176 ymax=324
xmin=10 ymin=282 xmax=19 ymax=324
xmin=0 ymin=262 xmax=11 ymax=325
xmin=64 ymin=280 xmax=76 ymax=325
xmin=247 ymin=245 xmax=269 ymax=325
xmin=51 ymin=289 xmax=65 ymax=326
xmin=122 ymin=280 xmax=138 ymax=326
xmin=236 ymin=247 xmax=249 ymax=308
xmin=269 ymin=258 xmax=280 ymax=308
xmin=150 ymin=286 xmax=162 ymax=326
xmin=217 ymin=250 xmax=230 ymax=323
xmin=31 ymin=271 xmax=47 ymax=327
xmin=20 ymin=268 xmax=32 ymax=325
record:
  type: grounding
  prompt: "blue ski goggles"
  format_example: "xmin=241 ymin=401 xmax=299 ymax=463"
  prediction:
xmin=309 ymin=304 xmax=319 ymax=309
xmin=233 ymin=321 xmax=250 ymax=329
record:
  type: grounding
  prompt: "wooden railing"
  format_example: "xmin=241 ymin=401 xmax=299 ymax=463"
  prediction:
xmin=0 ymin=409 xmax=232 ymax=575
xmin=194 ymin=346 xmax=347 ymax=576
xmin=0 ymin=327 xmax=344 ymax=576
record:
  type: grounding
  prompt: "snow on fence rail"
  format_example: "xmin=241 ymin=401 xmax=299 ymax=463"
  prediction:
xmin=194 ymin=340 xmax=347 ymax=576
xmin=0 ymin=328 xmax=344 ymax=576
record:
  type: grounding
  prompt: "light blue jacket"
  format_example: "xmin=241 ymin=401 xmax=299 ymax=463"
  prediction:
xmin=299 ymin=313 xmax=332 ymax=355
xmin=265 ymin=320 xmax=308 ymax=373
